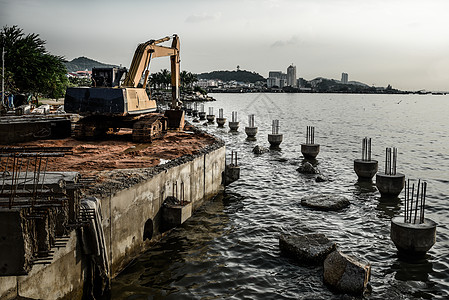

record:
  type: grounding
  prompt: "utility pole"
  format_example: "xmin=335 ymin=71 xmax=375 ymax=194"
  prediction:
xmin=1 ymin=44 xmax=4 ymax=108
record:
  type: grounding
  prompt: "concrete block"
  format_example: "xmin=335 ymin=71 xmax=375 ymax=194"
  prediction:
xmin=279 ymin=233 xmax=336 ymax=265
xmin=0 ymin=208 xmax=35 ymax=276
xmin=324 ymin=250 xmax=371 ymax=295
xmin=162 ymin=201 xmax=192 ymax=229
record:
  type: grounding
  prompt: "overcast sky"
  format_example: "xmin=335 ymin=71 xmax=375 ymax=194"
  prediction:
xmin=1 ymin=0 xmax=449 ymax=91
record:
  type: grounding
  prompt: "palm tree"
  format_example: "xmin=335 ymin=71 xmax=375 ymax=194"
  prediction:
xmin=160 ymin=69 xmax=170 ymax=90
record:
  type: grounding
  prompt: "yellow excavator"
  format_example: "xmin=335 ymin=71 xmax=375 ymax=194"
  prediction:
xmin=64 ymin=34 xmax=184 ymax=142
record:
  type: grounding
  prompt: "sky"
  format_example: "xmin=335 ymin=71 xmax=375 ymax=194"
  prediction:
xmin=1 ymin=0 xmax=449 ymax=91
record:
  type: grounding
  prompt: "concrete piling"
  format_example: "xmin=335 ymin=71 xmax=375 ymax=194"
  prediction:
xmin=301 ymin=126 xmax=320 ymax=159
xmin=185 ymin=103 xmax=192 ymax=116
xmin=228 ymin=111 xmax=239 ymax=132
xmin=199 ymin=104 xmax=206 ymax=120
xmin=390 ymin=180 xmax=437 ymax=256
xmin=224 ymin=151 xmax=240 ymax=185
xmin=354 ymin=137 xmax=378 ymax=181
xmin=245 ymin=114 xmax=258 ymax=140
xmin=268 ymin=120 xmax=283 ymax=148
xmin=216 ymin=108 xmax=226 ymax=127
xmin=376 ymin=147 xmax=405 ymax=198
xmin=206 ymin=107 xmax=215 ymax=123
xmin=192 ymin=102 xmax=198 ymax=117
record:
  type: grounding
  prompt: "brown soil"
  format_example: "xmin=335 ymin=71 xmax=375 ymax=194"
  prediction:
xmin=17 ymin=128 xmax=215 ymax=176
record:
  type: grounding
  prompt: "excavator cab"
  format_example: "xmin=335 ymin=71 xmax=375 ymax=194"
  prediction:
xmin=91 ymin=67 xmax=127 ymax=88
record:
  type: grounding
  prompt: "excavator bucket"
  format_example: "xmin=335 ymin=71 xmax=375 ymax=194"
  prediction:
xmin=164 ymin=109 xmax=185 ymax=131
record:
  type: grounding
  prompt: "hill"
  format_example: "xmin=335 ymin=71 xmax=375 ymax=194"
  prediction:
xmin=197 ymin=70 xmax=265 ymax=83
xmin=65 ymin=56 xmax=119 ymax=72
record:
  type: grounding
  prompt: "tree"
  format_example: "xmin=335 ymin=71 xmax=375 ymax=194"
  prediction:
xmin=0 ymin=25 xmax=68 ymax=101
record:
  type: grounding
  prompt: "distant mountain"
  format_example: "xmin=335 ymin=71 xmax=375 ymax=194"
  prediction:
xmin=348 ymin=80 xmax=369 ymax=87
xmin=65 ymin=56 xmax=119 ymax=72
xmin=197 ymin=70 xmax=265 ymax=83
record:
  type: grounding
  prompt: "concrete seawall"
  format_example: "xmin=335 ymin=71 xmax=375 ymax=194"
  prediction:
xmin=0 ymin=139 xmax=226 ymax=299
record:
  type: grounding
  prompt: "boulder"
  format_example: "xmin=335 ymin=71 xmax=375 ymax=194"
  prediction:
xmin=301 ymin=194 xmax=350 ymax=211
xmin=297 ymin=161 xmax=319 ymax=174
xmin=323 ymin=250 xmax=371 ymax=295
xmin=315 ymin=174 xmax=328 ymax=182
xmin=252 ymin=145 xmax=269 ymax=155
xmin=279 ymin=233 xmax=336 ymax=265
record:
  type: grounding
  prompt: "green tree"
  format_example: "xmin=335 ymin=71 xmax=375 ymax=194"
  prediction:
xmin=0 ymin=25 xmax=68 ymax=101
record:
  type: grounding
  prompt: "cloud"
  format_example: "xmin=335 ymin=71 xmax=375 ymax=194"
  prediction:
xmin=271 ymin=35 xmax=300 ymax=47
xmin=185 ymin=12 xmax=221 ymax=23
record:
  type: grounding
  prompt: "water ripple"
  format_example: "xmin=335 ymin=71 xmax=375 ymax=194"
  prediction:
xmin=112 ymin=94 xmax=449 ymax=299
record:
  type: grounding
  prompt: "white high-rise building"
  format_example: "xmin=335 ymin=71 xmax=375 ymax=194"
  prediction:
xmin=341 ymin=72 xmax=348 ymax=84
xmin=287 ymin=64 xmax=297 ymax=87
xmin=267 ymin=71 xmax=287 ymax=88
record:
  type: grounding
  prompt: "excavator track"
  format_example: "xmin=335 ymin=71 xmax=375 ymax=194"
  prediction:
xmin=132 ymin=114 xmax=167 ymax=143
xmin=72 ymin=114 xmax=167 ymax=142
xmin=73 ymin=118 xmax=108 ymax=140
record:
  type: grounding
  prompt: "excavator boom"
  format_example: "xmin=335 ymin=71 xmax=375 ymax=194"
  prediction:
xmin=123 ymin=35 xmax=181 ymax=109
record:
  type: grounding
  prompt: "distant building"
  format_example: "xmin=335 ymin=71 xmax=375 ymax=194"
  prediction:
xmin=341 ymin=72 xmax=348 ymax=84
xmin=269 ymin=71 xmax=283 ymax=78
xmin=267 ymin=71 xmax=287 ymax=88
xmin=287 ymin=64 xmax=297 ymax=87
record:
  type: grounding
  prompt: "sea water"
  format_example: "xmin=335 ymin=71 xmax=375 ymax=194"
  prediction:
xmin=112 ymin=93 xmax=449 ymax=299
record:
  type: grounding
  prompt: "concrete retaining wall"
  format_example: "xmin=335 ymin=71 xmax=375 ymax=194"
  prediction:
xmin=0 ymin=141 xmax=225 ymax=299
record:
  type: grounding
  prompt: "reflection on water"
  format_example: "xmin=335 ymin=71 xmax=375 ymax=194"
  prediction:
xmin=112 ymin=94 xmax=449 ymax=299
xmin=376 ymin=197 xmax=402 ymax=219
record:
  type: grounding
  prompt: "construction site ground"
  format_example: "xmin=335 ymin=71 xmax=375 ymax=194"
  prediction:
xmin=16 ymin=127 xmax=216 ymax=176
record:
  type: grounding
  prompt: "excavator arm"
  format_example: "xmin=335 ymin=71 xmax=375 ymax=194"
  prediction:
xmin=123 ymin=34 xmax=181 ymax=109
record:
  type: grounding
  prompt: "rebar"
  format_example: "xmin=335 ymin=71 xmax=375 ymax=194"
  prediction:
xmin=180 ymin=181 xmax=185 ymax=205
xmin=0 ymin=149 xmax=72 ymax=208
xmin=248 ymin=114 xmax=255 ymax=127
xmin=361 ymin=137 xmax=372 ymax=161
xmin=232 ymin=111 xmax=238 ymax=122
xmin=208 ymin=107 xmax=213 ymax=115
xmin=201 ymin=104 xmax=205 ymax=113
xmin=384 ymin=147 xmax=397 ymax=175
xmin=403 ymin=179 xmax=428 ymax=224
xmin=194 ymin=102 xmax=198 ymax=110
xmin=229 ymin=151 xmax=239 ymax=166
xmin=219 ymin=108 xmax=224 ymax=118
xmin=306 ymin=126 xmax=315 ymax=144
xmin=272 ymin=120 xmax=280 ymax=135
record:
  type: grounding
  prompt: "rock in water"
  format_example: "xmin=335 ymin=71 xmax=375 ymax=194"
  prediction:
xmin=279 ymin=233 xmax=336 ymax=265
xmin=323 ymin=250 xmax=371 ymax=295
xmin=301 ymin=194 xmax=350 ymax=211
xmin=297 ymin=161 xmax=319 ymax=174
xmin=252 ymin=145 xmax=268 ymax=154
xmin=315 ymin=174 xmax=328 ymax=182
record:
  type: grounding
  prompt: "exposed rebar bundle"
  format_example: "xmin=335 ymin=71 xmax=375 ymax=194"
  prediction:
xmin=201 ymin=104 xmax=205 ymax=113
xmin=208 ymin=107 xmax=213 ymax=115
xmin=272 ymin=120 xmax=280 ymax=135
xmin=229 ymin=151 xmax=238 ymax=166
xmin=0 ymin=150 xmax=70 ymax=208
xmin=232 ymin=111 xmax=238 ymax=122
xmin=404 ymin=179 xmax=427 ymax=224
xmin=219 ymin=108 xmax=224 ymax=118
xmin=306 ymin=126 xmax=315 ymax=144
xmin=361 ymin=137 xmax=372 ymax=161
xmin=384 ymin=147 xmax=398 ymax=175
xmin=248 ymin=114 xmax=255 ymax=127
xmin=194 ymin=102 xmax=198 ymax=110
